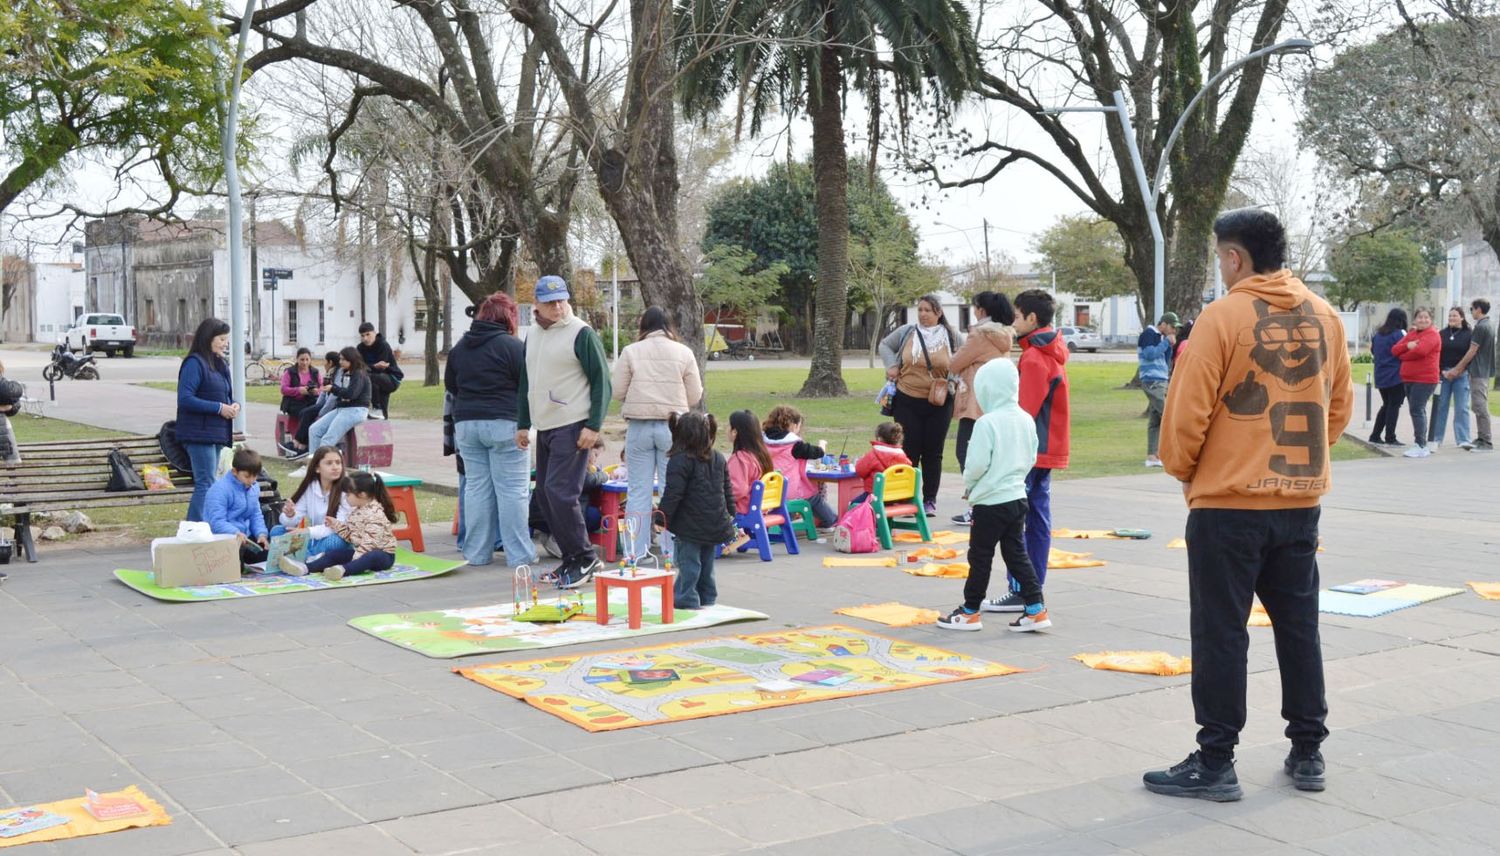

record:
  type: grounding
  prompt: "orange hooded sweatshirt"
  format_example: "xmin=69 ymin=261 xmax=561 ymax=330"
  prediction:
xmin=1160 ymin=270 xmax=1353 ymax=510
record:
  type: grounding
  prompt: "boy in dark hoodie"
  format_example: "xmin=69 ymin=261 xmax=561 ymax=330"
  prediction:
xmin=357 ymin=323 xmax=404 ymax=419
xmin=984 ymin=289 xmax=1069 ymax=614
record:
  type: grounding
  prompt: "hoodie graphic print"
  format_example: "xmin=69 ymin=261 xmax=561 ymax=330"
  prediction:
xmin=1161 ymin=270 xmax=1353 ymax=509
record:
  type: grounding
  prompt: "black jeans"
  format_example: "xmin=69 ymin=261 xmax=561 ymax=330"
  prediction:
xmin=1405 ymin=382 xmax=1437 ymax=447
xmin=536 ymin=420 xmax=595 ymax=565
xmin=955 ymin=417 xmax=975 ymax=472
xmin=290 ymin=398 xmax=323 ymax=447
xmin=891 ymin=390 xmax=952 ymax=503
xmin=1187 ymin=506 xmax=1327 ymax=762
xmin=369 ymin=372 xmax=399 ymax=416
xmin=1370 ymin=384 xmax=1404 ymax=443
xmin=239 ymin=541 xmax=267 ymax=565
xmin=963 ymin=499 xmax=1043 ymax=611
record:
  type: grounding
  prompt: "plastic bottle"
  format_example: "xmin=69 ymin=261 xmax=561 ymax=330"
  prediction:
xmin=839 ymin=454 xmax=851 ymax=472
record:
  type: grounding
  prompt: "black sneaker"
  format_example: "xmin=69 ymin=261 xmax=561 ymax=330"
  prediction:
xmin=539 ymin=559 xmax=574 ymax=584
xmin=1284 ymin=749 xmax=1326 ymax=791
xmin=951 ymin=509 xmax=973 ymax=526
xmin=981 ymin=591 xmax=1025 ymax=613
xmin=1142 ymin=751 xmax=1242 ymax=802
xmin=557 ymin=558 xmax=603 ymax=590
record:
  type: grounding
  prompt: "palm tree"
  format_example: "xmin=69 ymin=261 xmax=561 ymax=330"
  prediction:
xmin=677 ymin=0 xmax=978 ymax=396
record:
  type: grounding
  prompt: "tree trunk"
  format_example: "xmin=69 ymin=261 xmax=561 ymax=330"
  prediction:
xmin=1165 ymin=202 xmax=1217 ymax=316
xmin=800 ymin=40 xmax=850 ymax=398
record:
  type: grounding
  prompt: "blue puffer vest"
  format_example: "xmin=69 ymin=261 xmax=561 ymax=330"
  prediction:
xmin=175 ymin=353 xmax=234 ymax=445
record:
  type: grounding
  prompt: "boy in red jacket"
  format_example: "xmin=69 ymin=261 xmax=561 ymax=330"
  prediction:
xmin=985 ymin=289 xmax=1069 ymax=614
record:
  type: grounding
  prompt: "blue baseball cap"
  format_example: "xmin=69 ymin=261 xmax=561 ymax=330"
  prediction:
xmin=535 ymin=275 xmax=570 ymax=302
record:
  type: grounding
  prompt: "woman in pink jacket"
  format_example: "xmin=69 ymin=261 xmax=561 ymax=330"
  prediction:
xmin=1394 ymin=307 xmax=1442 ymax=457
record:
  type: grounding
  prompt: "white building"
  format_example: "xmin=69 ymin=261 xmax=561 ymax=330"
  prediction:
xmin=0 ymin=258 xmax=86 ymax=344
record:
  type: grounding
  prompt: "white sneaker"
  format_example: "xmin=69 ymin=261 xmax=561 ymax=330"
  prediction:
xmin=1009 ymin=609 xmax=1053 ymax=632
xmin=324 ymin=564 xmax=347 ymax=581
xmin=1144 ymin=457 xmax=1164 ymax=468
xmin=1459 ymin=441 xmax=1475 ymax=450
xmin=279 ymin=556 xmax=308 ymax=576
xmin=1402 ymin=446 xmax=1432 ymax=458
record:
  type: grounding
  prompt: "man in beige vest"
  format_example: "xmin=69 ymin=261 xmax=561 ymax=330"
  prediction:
xmin=517 ymin=275 xmax=612 ymax=588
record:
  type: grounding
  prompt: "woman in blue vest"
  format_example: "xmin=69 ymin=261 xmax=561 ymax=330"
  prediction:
xmin=176 ymin=318 xmax=239 ymax=521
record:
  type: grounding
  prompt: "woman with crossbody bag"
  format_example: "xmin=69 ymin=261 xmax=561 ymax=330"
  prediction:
xmin=877 ymin=294 xmax=964 ymax=516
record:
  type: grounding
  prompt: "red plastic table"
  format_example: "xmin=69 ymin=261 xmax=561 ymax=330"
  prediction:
xmin=809 ymin=468 xmax=861 ymax=512
xmin=594 ymin=568 xmax=675 ymax=630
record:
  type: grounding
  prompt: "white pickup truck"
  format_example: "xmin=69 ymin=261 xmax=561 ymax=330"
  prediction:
xmin=65 ymin=313 xmax=137 ymax=358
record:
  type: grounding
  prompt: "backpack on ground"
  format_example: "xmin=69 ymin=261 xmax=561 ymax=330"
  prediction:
xmin=105 ymin=448 xmax=146 ymax=493
xmin=832 ymin=497 xmax=878 ymax=554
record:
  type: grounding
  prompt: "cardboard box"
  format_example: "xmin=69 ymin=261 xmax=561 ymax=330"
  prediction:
xmin=152 ymin=536 xmax=241 ymax=588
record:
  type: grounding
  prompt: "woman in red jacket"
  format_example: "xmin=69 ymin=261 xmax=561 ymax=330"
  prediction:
xmin=1394 ymin=307 xmax=1441 ymax=457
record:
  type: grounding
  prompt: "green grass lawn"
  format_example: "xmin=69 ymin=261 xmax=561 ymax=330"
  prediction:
xmin=145 ymin=362 xmax=1375 ymax=482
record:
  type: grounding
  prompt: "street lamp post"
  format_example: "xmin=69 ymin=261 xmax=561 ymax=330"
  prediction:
xmin=219 ymin=0 xmax=258 ymax=434
xmin=1041 ymin=38 xmax=1313 ymax=322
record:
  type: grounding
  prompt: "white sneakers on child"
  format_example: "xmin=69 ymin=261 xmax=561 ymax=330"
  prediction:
xmin=324 ymin=565 xmax=347 ymax=581
xmin=279 ymin=556 xmax=308 ymax=576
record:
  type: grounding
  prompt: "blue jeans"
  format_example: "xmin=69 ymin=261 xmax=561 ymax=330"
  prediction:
xmin=183 ymin=442 xmax=223 ymax=522
xmin=625 ymin=419 xmax=671 ymax=560
xmin=672 ymin=538 xmax=717 ymax=609
xmin=454 ymin=471 xmax=503 ymax=554
xmin=456 ymin=418 xmax=534 ymax=567
xmin=1009 ymin=467 xmax=1052 ymax=589
xmin=307 ymin=406 xmax=367 ymax=453
xmin=1434 ymin=373 xmax=1471 ymax=445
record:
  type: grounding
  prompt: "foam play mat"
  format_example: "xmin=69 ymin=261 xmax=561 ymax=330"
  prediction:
xmin=113 ymin=550 xmax=464 ymax=602
xmin=1074 ymin=651 xmax=1191 ymax=676
xmin=834 ymin=602 xmax=943 ymax=627
xmin=349 ymin=594 xmax=767 ymax=658
xmin=1369 ymin=584 xmax=1465 ymax=604
xmin=0 ymin=786 xmax=169 ymax=849
xmin=822 ymin=556 xmax=898 ymax=568
xmin=456 ymin=625 xmax=1022 ymax=731
xmin=1318 ymin=591 xmax=1420 ymax=617
xmin=1053 ymin=528 xmax=1151 ymax=540
xmin=1468 ymin=581 xmax=1500 ymax=600
xmin=893 ymin=530 xmax=970 ymax=545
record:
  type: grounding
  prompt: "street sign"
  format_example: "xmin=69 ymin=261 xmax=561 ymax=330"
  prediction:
xmin=262 ymin=279 xmax=277 ymax=291
xmin=262 ymin=267 xmax=293 ymax=279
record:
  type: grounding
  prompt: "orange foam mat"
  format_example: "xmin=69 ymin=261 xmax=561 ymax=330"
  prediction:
xmin=0 ymin=787 xmax=169 ymax=849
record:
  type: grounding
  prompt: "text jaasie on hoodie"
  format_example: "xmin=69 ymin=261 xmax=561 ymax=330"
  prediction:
xmin=1160 ymin=269 xmax=1353 ymax=509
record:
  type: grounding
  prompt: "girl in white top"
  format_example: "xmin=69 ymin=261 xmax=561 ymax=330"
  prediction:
xmin=276 ymin=446 xmax=353 ymax=552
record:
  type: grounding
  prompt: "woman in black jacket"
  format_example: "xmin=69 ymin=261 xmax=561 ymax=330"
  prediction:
xmin=658 ymin=411 xmax=737 ymax=610
xmin=303 ymin=347 xmax=370 ymax=456
xmin=444 ymin=292 xmax=535 ymax=568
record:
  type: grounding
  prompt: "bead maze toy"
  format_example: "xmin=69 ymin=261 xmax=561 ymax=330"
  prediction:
xmin=513 ymin=565 xmax=584 ymax=623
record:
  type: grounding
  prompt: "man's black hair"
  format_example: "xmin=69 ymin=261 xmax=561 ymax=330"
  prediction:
xmin=1014 ymin=289 xmax=1056 ymax=328
xmin=1471 ymin=298 xmax=1491 ymax=315
xmin=358 ymin=322 xmax=376 ymax=334
xmin=1213 ymin=208 xmax=1287 ymax=273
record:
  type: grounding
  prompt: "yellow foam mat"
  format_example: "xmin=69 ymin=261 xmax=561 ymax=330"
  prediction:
xmin=0 ymin=787 xmax=169 ymax=849
xmin=822 ymin=556 xmax=898 ymax=568
xmin=1167 ymin=538 xmax=1187 ymax=549
xmin=903 ymin=562 xmax=968 ymax=578
xmin=456 ymin=625 xmax=1021 ymax=731
xmin=834 ymin=602 xmax=943 ymax=627
xmin=1049 ymin=549 xmax=1105 ymax=569
xmin=1369 ymin=584 xmax=1465 ymax=603
xmin=1052 ymin=528 xmax=1128 ymax=539
xmin=1248 ymin=602 xmax=1272 ymax=627
xmin=1467 ymin=581 xmax=1500 ymax=600
xmin=892 ymin=530 xmax=969 ymax=545
xmin=1073 ymin=651 xmax=1191 ymax=676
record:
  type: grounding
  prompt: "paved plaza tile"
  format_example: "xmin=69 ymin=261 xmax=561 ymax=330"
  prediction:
xmin=2 ymin=452 xmax=1498 ymax=853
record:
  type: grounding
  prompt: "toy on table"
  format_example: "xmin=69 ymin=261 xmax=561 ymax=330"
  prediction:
xmin=513 ymin=564 xmax=583 ymax=622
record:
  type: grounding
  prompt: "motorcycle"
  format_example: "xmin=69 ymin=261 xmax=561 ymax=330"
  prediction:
xmin=43 ymin=343 xmax=100 ymax=381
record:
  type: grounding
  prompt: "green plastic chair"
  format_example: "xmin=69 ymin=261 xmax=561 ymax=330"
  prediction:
xmin=783 ymin=498 xmax=820 ymax=542
xmin=870 ymin=465 xmax=931 ymax=550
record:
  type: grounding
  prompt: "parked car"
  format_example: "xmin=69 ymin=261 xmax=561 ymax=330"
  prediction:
xmin=1059 ymin=326 xmax=1102 ymax=353
xmin=65 ymin=313 xmax=137 ymax=358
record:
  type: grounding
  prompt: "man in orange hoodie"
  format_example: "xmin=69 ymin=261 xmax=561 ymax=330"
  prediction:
xmin=1143 ymin=209 xmax=1352 ymax=802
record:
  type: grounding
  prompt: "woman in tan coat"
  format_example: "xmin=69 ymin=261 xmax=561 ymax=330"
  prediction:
xmin=946 ymin=291 xmax=1015 ymax=526
xmin=611 ymin=307 xmax=703 ymax=559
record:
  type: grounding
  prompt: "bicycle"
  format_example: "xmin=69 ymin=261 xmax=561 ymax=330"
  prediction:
xmin=245 ymin=354 xmax=293 ymax=386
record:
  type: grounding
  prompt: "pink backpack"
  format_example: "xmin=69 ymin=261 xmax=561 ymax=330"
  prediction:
xmin=833 ymin=498 xmax=879 ymax=554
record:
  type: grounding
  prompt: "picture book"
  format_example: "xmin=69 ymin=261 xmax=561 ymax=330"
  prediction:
xmin=1330 ymin=579 xmax=1403 ymax=595
xmin=251 ymin=529 xmax=310 ymax=574
xmin=83 ymin=788 xmax=149 ymax=821
xmin=624 ymin=669 xmax=679 ymax=684
xmin=0 ymin=807 xmax=70 ymax=838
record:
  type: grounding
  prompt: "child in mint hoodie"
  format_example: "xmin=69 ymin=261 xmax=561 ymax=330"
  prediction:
xmin=936 ymin=359 xmax=1051 ymax=633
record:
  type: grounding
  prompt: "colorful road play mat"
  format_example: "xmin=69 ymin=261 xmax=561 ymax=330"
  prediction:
xmin=113 ymin=550 xmax=463 ymax=602
xmin=0 ymin=787 xmax=169 ymax=849
xmin=349 ymin=593 xmax=768 ymax=658
xmin=456 ymin=625 xmax=1022 ymax=731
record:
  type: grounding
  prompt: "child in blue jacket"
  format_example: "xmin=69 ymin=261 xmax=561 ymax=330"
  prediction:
xmin=204 ymin=447 xmax=269 ymax=565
